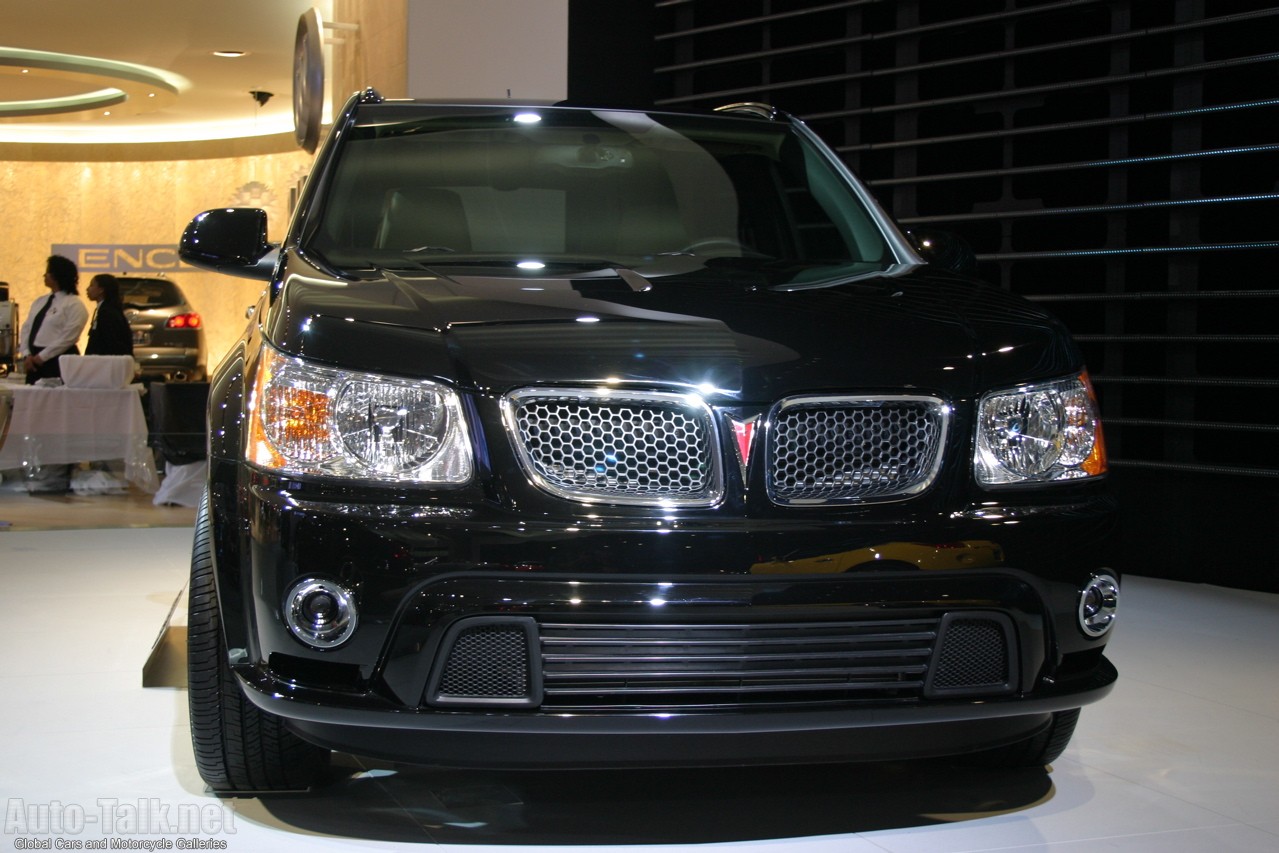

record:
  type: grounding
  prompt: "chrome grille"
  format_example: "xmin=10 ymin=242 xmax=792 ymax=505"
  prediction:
xmin=538 ymin=619 xmax=942 ymax=709
xmin=768 ymin=395 xmax=948 ymax=505
xmin=504 ymin=388 xmax=722 ymax=506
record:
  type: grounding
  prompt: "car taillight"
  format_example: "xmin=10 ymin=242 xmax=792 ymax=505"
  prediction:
xmin=166 ymin=312 xmax=201 ymax=329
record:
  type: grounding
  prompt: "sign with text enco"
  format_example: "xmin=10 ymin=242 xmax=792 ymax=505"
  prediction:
xmin=50 ymin=245 xmax=193 ymax=275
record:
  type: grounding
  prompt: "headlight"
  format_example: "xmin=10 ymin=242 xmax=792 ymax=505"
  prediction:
xmin=247 ymin=345 xmax=473 ymax=483
xmin=975 ymin=372 xmax=1107 ymax=485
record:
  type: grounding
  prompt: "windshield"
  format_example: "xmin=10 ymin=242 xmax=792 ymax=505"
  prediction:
xmin=306 ymin=106 xmax=898 ymax=285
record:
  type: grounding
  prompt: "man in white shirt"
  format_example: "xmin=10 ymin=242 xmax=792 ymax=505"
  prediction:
xmin=19 ymin=255 xmax=90 ymax=385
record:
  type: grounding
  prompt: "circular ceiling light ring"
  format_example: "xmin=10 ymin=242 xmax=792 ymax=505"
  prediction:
xmin=0 ymin=88 xmax=127 ymax=118
xmin=0 ymin=47 xmax=185 ymax=119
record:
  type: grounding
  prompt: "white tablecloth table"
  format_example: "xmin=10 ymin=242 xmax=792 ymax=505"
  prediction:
xmin=0 ymin=382 xmax=159 ymax=492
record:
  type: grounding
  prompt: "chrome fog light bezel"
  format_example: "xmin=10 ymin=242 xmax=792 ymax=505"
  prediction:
xmin=285 ymin=578 xmax=358 ymax=649
xmin=1078 ymin=573 xmax=1120 ymax=638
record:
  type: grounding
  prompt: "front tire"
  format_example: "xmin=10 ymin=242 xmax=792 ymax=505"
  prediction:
xmin=962 ymin=709 xmax=1081 ymax=769
xmin=187 ymin=492 xmax=328 ymax=791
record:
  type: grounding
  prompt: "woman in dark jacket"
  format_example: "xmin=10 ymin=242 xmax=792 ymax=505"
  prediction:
xmin=85 ymin=273 xmax=135 ymax=357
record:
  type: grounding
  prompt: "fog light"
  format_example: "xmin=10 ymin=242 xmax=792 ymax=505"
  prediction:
xmin=1078 ymin=573 xmax=1119 ymax=637
xmin=285 ymin=578 xmax=358 ymax=649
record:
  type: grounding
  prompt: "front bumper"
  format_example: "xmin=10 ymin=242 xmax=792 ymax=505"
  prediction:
xmin=264 ymin=659 xmax=1116 ymax=768
xmin=133 ymin=345 xmax=204 ymax=380
xmin=213 ymin=480 xmax=1120 ymax=768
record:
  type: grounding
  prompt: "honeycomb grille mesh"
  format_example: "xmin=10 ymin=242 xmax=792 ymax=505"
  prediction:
xmin=436 ymin=623 xmax=530 ymax=698
xmin=769 ymin=398 xmax=946 ymax=503
xmin=508 ymin=391 xmax=718 ymax=504
xmin=932 ymin=618 xmax=1009 ymax=689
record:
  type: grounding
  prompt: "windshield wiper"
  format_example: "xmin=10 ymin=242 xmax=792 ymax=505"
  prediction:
xmin=767 ymin=262 xmax=921 ymax=292
xmin=389 ymin=252 xmax=680 ymax=292
xmin=402 ymin=245 xmax=457 ymax=254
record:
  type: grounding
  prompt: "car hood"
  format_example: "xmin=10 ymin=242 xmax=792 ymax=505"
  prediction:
xmin=267 ymin=259 xmax=1081 ymax=401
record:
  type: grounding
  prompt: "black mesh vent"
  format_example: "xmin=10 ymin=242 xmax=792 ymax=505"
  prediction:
xmin=436 ymin=623 xmax=531 ymax=699
xmin=929 ymin=616 xmax=1013 ymax=695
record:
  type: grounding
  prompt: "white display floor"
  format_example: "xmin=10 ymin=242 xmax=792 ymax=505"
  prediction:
xmin=2 ymin=526 xmax=1277 ymax=852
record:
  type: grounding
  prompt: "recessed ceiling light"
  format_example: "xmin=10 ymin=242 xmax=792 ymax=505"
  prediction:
xmin=212 ymin=50 xmax=248 ymax=58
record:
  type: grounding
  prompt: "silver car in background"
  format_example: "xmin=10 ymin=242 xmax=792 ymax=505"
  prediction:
xmin=118 ymin=275 xmax=206 ymax=381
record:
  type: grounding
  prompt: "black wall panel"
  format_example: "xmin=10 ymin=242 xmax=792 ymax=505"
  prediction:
xmin=653 ymin=0 xmax=1279 ymax=590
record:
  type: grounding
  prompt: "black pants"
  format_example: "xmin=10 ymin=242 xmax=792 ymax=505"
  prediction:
xmin=24 ymin=345 xmax=79 ymax=385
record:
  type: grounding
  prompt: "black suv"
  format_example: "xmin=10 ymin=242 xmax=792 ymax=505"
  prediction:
xmin=180 ymin=90 xmax=1119 ymax=792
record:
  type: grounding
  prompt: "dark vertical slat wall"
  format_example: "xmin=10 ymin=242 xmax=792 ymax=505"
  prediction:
xmin=653 ymin=0 xmax=1279 ymax=590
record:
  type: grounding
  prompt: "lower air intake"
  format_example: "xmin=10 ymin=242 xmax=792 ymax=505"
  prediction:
xmin=428 ymin=617 xmax=541 ymax=707
xmin=925 ymin=612 xmax=1017 ymax=697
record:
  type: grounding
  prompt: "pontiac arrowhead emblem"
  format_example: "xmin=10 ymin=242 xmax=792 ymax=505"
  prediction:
xmin=729 ymin=416 xmax=760 ymax=482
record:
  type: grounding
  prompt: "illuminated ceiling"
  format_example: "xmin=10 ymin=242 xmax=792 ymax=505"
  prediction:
xmin=0 ymin=0 xmax=334 ymax=145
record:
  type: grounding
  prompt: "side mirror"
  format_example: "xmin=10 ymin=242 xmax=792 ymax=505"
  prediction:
xmin=907 ymin=229 xmax=978 ymax=277
xmin=180 ymin=208 xmax=278 ymax=280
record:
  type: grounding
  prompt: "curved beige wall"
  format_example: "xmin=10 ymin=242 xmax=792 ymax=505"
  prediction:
xmin=0 ymin=0 xmax=567 ymax=371
xmin=0 ymin=150 xmax=312 ymax=370
xmin=0 ymin=0 xmax=407 ymax=372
